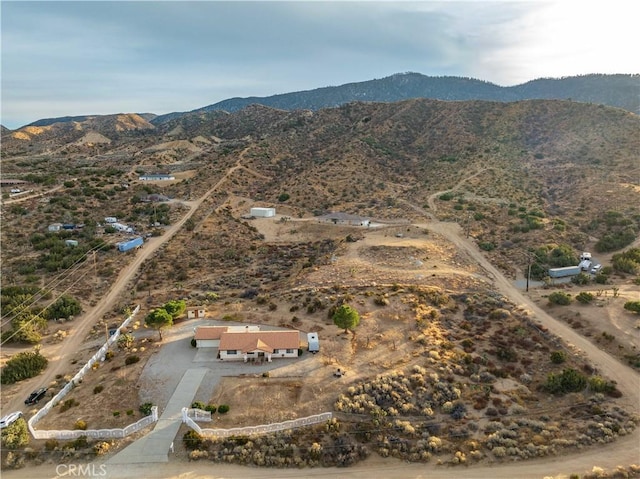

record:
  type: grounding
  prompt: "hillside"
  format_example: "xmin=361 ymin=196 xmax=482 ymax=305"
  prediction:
xmin=152 ymin=73 xmax=640 ymax=123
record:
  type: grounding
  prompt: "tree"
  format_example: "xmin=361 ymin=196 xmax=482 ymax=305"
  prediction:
xmin=332 ymin=304 xmax=360 ymax=334
xmin=46 ymin=295 xmax=82 ymax=320
xmin=145 ymin=308 xmax=173 ymax=340
xmin=162 ymin=299 xmax=186 ymax=319
xmin=1 ymin=418 xmax=29 ymax=449
xmin=1 ymin=348 xmax=48 ymax=384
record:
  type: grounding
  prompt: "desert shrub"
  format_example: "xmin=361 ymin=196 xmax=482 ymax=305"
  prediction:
xmin=623 ymin=301 xmax=640 ymax=314
xmin=126 ymin=409 xmax=134 ymax=416
xmin=124 ymin=355 xmax=140 ymax=365
xmin=44 ymin=439 xmax=59 ymax=451
xmin=548 ymin=292 xmax=572 ymax=306
xmin=450 ymin=401 xmax=467 ymax=420
xmin=571 ymin=273 xmax=591 ymax=285
xmin=218 ymin=404 xmax=230 ymax=414
xmin=1 ymin=418 xmax=29 ymax=449
xmin=374 ymin=295 xmax=390 ymax=306
xmin=550 ymin=351 xmax=567 ymax=364
xmin=93 ymin=385 xmax=104 ymax=394
xmin=439 ymin=192 xmax=454 ymax=201
xmin=479 ymin=242 xmax=495 ymax=251
xmin=587 ymin=376 xmax=618 ymax=394
xmin=93 ymin=441 xmax=111 ymax=456
xmin=576 ymin=292 xmax=594 ymax=304
xmin=104 ymin=350 xmax=115 ymax=361
xmin=191 ymin=401 xmax=206 ymax=410
xmin=113 ymin=411 xmax=120 ymax=417
xmin=205 ymin=404 xmax=217 ymax=413
xmin=183 ymin=430 xmax=203 ymax=450
xmin=139 ymin=402 xmax=153 ymax=416
xmin=67 ymin=436 xmax=88 ymax=450
xmin=594 ymin=273 xmax=608 ymax=284
xmin=190 ymin=338 xmax=197 ymax=347
xmin=1 ymin=349 xmax=48 ymax=384
xmin=74 ymin=419 xmax=87 ymax=430
xmin=545 ymin=368 xmax=587 ymax=394
xmin=60 ymin=398 xmax=79 ymax=412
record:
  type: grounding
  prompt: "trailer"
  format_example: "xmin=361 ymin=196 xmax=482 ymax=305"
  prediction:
xmin=104 ymin=217 xmax=117 ymax=223
xmin=580 ymin=252 xmax=592 ymax=261
xmin=307 ymin=332 xmax=320 ymax=354
xmin=548 ymin=266 xmax=581 ymax=278
xmin=112 ymin=222 xmax=133 ymax=233
xmin=117 ymin=236 xmax=144 ymax=252
xmin=250 ymin=207 xmax=276 ymax=218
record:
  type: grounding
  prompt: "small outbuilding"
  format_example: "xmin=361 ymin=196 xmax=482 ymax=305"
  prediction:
xmin=250 ymin=207 xmax=276 ymax=218
xmin=65 ymin=239 xmax=79 ymax=247
xmin=48 ymin=223 xmax=63 ymax=232
xmin=187 ymin=307 xmax=206 ymax=319
xmin=307 ymin=332 xmax=320 ymax=354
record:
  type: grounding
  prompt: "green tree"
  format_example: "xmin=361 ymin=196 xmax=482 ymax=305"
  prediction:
xmin=332 ymin=304 xmax=360 ymax=334
xmin=46 ymin=295 xmax=82 ymax=320
xmin=162 ymin=299 xmax=186 ymax=319
xmin=548 ymin=291 xmax=572 ymax=306
xmin=1 ymin=348 xmax=48 ymax=384
xmin=1 ymin=418 xmax=29 ymax=449
xmin=624 ymin=301 xmax=640 ymax=314
xmin=145 ymin=308 xmax=173 ymax=340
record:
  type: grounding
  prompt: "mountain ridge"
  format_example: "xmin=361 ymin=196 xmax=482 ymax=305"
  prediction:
xmin=12 ymin=73 xmax=639 ymax=130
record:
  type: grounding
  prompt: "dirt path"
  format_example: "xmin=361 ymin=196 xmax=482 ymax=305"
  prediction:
xmin=2 ymin=163 xmax=245 ymax=415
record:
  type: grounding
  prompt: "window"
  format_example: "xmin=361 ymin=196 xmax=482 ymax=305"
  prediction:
xmin=227 ymin=350 xmax=237 ymax=355
xmin=286 ymin=349 xmax=294 ymax=354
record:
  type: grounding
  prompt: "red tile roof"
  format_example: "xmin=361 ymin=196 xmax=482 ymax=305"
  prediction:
xmin=219 ymin=330 xmax=299 ymax=353
xmin=194 ymin=326 xmax=228 ymax=340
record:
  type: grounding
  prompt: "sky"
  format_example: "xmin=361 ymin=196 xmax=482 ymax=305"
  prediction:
xmin=1 ymin=1 xmax=638 ymax=129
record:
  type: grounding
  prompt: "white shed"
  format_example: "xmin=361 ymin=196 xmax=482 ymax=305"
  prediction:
xmin=307 ymin=332 xmax=320 ymax=353
xmin=187 ymin=307 xmax=206 ymax=319
xmin=250 ymin=207 xmax=276 ymax=218
xmin=48 ymin=223 xmax=63 ymax=232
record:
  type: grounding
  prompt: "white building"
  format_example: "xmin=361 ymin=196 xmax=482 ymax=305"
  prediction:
xmin=187 ymin=307 xmax=206 ymax=320
xmin=250 ymin=207 xmax=276 ymax=218
xmin=307 ymin=332 xmax=320 ymax=354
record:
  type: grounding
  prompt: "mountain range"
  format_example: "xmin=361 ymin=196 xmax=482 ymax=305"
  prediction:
xmin=9 ymin=72 xmax=639 ymax=131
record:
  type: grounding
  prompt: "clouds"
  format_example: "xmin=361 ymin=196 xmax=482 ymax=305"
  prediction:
xmin=1 ymin=1 xmax=637 ymax=129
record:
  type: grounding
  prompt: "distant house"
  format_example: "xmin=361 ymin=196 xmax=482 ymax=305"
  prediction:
xmin=48 ymin=223 xmax=63 ymax=232
xmin=318 ymin=212 xmax=370 ymax=227
xmin=187 ymin=306 xmax=206 ymax=320
xmin=138 ymin=173 xmax=175 ymax=181
xmin=193 ymin=326 xmax=300 ymax=362
xmin=250 ymin=207 xmax=276 ymax=218
xmin=140 ymin=193 xmax=170 ymax=203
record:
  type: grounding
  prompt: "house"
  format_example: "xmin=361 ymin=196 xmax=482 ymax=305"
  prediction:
xmin=250 ymin=207 xmax=276 ymax=218
xmin=318 ymin=212 xmax=371 ymax=227
xmin=138 ymin=173 xmax=175 ymax=181
xmin=307 ymin=332 xmax=320 ymax=354
xmin=187 ymin=306 xmax=206 ymax=320
xmin=193 ymin=326 xmax=300 ymax=362
xmin=48 ymin=223 xmax=63 ymax=232
xmin=218 ymin=330 xmax=300 ymax=362
xmin=194 ymin=325 xmax=261 ymax=348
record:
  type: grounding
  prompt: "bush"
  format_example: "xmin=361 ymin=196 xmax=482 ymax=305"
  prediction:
xmin=93 ymin=385 xmax=104 ymax=394
xmin=548 ymin=292 xmax=572 ymax=306
xmin=1 ymin=418 xmax=29 ymax=449
xmin=1 ymin=349 xmax=48 ymax=384
xmin=139 ymin=402 xmax=153 ymax=416
xmin=191 ymin=401 xmax=206 ymax=410
xmin=113 ymin=411 xmax=120 ymax=417
xmin=550 ymin=351 xmax=567 ymax=364
xmin=190 ymin=338 xmax=197 ymax=347
xmin=204 ymin=404 xmax=217 ymax=413
xmin=218 ymin=404 xmax=230 ymax=414
xmin=93 ymin=441 xmax=111 ymax=456
xmin=545 ymin=368 xmax=587 ymax=394
xmin=183 ymin=430 xmax=203 ymax=450
xmin=623 ymin=301 xmax=640 ymax=314
xmin=44 ymin=439 xmax=59 ymax=451
xmin=124 ymin=355 xmax=140 ymax=365
xmin=67 ymin=436 xmax=88 ymax=450
xmin=104 ymin=350 xmax=115 ymax=361
xmin=571 ymin=273 xmax=591 ymax=285
xmin=278 ymin=192 xmax=290 ymax=202
xmin=60 ymin=398 xmax=79 ymax=412
xmin=587 ymin=376 xmax=617 ymax=394
xmin=74 ymin=419 xmax=87 ymax=430
xmin=479 ymin=242 xmax=495 ymax=251
xmin=576 ymin=292 xmax=594 ymax=304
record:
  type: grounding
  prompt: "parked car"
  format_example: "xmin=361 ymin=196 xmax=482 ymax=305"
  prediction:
xmin=24 ymin=387 xmax=47 ymax=405
xmin=0 ymin=411 xmax=22 ymax=429
xmin=590 ymin=264 xmax=602 ymax=274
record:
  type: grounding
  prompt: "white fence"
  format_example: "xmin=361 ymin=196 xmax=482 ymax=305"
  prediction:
xmin=182 ymin=409 xmax=332 ymax=438
xmin=184 ymin=408 xmax=213 ymax=422
xmin=27 ymin=306 xmax=159 ymax=440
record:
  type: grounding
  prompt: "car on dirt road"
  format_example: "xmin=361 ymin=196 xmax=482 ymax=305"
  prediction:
xmin=25 ymin=387 xmax=47 ymax=405
xmin=0 ymin=411 xmax=23 ymax=429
